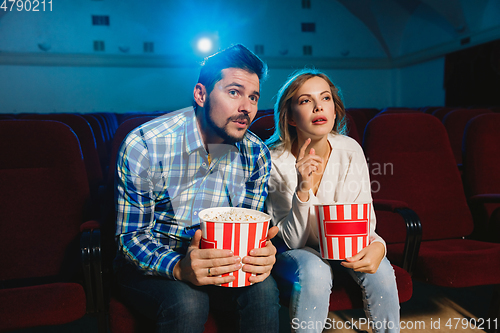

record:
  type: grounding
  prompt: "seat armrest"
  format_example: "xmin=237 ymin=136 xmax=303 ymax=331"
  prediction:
xmin=80 ymin=220 xmax=101 ymax=232
xmin=373 ymin=199 xmax=422 ymax=275
xmin=468 ymin=194 xmax=500 ymax=241
xmin=90 ymin=229 xmax=105 ymax=313
xmin=80 ymin=229 xmax=95 ymax=313
xmin=81 ymin=226 xmax=107 ymax=333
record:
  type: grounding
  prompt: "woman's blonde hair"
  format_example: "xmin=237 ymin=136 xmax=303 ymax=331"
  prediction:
xmin=265 ymin=68 xmax=347 ymax=152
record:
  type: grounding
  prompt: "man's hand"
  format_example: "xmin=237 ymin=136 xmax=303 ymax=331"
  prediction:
xmin=241 ymin=226 xmax=279 ymax=284
xmin=173 ymin=229 xmax=241 ymax=286
xmin=340 ymin=242 xmax=385 ymax=274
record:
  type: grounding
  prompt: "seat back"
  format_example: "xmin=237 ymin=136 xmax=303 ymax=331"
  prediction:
xmin=422 ymin=106 xmax=441 ymax=114
xmin=82 ymin=114 xmax=109 ymax=175
xmin=442 ymin=108 xmax=492 ymax=166
xmin=0 ymin=120 xmax=90 ymax=282
xmin=379 ymin=107 xmax=420 ymax=114
xmin=462 ymin=113 xmax=500 ymax=197
xmin=432 ymin=107 xmax=455 ymax=121
xmin=106 ymin=116 xmax=158 ymax=184
xmin=363 ymin=113 xmax=473 ymax=242
xmin=344 ymin=112 xmax=361 ymax=145
xmin=346 ymin=109 xmax=369 ymax=139
xmin=248 ymin=114 xmax=275 ymax=142
xmin=21 ymin=114 xmax=103 ymax=195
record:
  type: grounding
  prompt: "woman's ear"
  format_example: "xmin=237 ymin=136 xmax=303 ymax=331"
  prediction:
xmin=193 ymin=83 xmax=207 ymax=108
xmin=287 ymin=114 xmax=296 ymax=127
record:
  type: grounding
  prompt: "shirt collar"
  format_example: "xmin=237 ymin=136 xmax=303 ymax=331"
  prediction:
xmin=184 ymin=109 xmax=206 ymax=155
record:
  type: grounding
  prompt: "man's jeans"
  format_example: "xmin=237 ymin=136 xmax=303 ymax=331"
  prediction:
xmin=115 ymin=263 xmax=280 ymax=333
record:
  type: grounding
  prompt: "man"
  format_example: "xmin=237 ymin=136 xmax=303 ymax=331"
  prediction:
xmin=115 ymin=44 xmax=280 ymax=333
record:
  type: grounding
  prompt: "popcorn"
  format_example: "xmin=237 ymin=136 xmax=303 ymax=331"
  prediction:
xmin=201 ymin=208 xmax=266 ymax=222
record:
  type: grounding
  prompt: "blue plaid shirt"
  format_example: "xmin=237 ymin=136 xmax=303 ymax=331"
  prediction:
xmin=115 ymin=108 xmax=271 ymax=279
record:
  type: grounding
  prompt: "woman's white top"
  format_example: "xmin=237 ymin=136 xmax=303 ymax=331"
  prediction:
xmin=266 ymin=133 xmax=386 ymax=253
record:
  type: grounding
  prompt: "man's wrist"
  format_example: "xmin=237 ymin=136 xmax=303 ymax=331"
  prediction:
xmin=172 ymin=260 xmax=182 ymax=281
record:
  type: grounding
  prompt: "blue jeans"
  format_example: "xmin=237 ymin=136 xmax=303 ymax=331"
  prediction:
xmin=116 ymin=262 xmax=280 ymax=333
xmin=272 ymin=247 xmax=400 ymax=333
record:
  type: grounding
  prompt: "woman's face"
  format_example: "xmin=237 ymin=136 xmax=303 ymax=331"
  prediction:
xmin=288 ymin=76 xmax=336 ymax=140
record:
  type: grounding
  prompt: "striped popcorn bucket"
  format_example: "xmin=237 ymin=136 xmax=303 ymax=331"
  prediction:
xmin=199 ymin=207 xmax=270 ymax=287
xmin=314 ymin=202 xmax=371 ymax=260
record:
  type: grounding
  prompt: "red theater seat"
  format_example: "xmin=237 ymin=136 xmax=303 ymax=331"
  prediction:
xmin=347 ymin=108 xmax=379 ymax=137
xmin=441 ymin=108 xmax=492 ymax=167
xmin=363 ymin=113 xmax=500 ymax=317
xmin=249 ymin=113 xmax=362 ymax=145
xmin=21 ymin=114 xmax=104 ymax=202
xmin=0 ymin=120 xmax=95 ymax=332
xmin=345 ymin=112 xmax=361 ymax=145
xmin=379 ymin=107 xmax=420 ymax=114
xmin=82 ymin=114 xmax=109 ymax=176
xmin=462 ymin=113 xmax=500 ymax=242
xmin=431 ymin=106 xmax=455 ymax=121
xmin=421 ymin=106 xmax=442 ymax=114
xmin=249 ymin=114 xmax=274 ymax=142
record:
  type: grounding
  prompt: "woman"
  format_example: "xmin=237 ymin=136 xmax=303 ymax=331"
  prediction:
xmin=265 ymin=69 xmax=400 ymax=333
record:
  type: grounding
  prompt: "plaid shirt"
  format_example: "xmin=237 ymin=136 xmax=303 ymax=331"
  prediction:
xmin=115 ymin=108 xmax=271 ymax=279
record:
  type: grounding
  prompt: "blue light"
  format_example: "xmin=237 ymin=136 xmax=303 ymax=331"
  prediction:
xmin=197 ymin=37 xmax=213 ymax=53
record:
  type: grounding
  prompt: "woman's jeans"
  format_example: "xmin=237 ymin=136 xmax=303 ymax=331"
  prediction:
xmin=272 ymin=247 xmax=400 ymax=333
xmin=115 ymin=262 xmax=280 ymax=333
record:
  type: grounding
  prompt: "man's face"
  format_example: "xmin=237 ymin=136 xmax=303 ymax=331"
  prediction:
xmin=202 ymin=68 xmax=260 ymax=144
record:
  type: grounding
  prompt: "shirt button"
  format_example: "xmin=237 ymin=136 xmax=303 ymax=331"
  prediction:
xmin=194 ymin=211 xmax=198 ymax=216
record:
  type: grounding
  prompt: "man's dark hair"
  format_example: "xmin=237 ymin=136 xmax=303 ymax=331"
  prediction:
xmin=193 ymin=44 xmax=268 ymax=111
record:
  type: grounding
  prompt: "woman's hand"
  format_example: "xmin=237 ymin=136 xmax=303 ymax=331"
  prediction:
xmin=295 ymin=138 xmax=323 ymax=202
xmin=340 ymin=242 xmax=385 ymax=274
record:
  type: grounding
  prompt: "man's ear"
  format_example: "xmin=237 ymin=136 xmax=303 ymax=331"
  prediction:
xmin=193 ymin=83 xmax=207 ymax=108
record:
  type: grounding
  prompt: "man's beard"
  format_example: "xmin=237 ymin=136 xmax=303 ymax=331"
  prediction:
xmin=205 ymin=97 xmax=251 ymax=145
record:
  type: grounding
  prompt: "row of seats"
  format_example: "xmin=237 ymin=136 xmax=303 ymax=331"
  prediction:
xmin=252 ymin=106 xmax=499 ymax=170
xmin=0 ymin=105 xmax=496 ymax=188
xmin=0 ymin=108 xmax=499 ymax=332
xmin=364 ymin=113 xmax=500 ymax=286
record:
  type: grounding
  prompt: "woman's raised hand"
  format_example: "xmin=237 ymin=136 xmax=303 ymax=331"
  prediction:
xmin=295 ymin=138 xmax=323 ymax=202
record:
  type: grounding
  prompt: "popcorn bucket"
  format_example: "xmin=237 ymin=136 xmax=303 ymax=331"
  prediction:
xmin=314 ymin=202 xmax=371 ymax=260
xmin=199 ymin=207 xmax=270 ymax=287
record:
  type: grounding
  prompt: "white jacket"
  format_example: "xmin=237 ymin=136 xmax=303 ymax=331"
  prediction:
xmin=266 ymin=133 xmax=386 ymax=253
